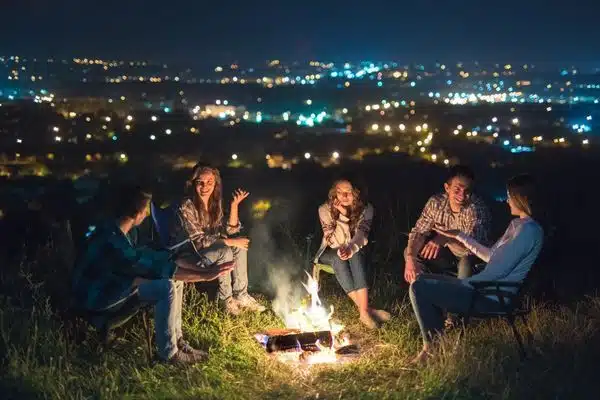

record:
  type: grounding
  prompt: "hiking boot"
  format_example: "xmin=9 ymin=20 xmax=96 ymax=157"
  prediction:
xmin=177 ymin=338 xmax=209 ymax=360
xmin=359 ymin=312 xmax=379 ymax=329
xmin=236 ymin=293 xmax=266 ymax=313
xmin=167 ymin=350 xmax=205 ymax=365
xmin=223 ymin=297 xmax=241 ymax=316
xmin=369 ymin=308 xmax=391 ymax=323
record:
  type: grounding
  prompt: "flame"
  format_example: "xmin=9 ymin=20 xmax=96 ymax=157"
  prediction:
xmin=281 ymin=272 xmax=344 ymax=335
xmin=271 ymin=272 xmax=349 ymax=365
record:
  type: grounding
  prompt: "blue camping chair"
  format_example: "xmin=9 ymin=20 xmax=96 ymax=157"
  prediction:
xmin=150 ymin=202 xmax=175 ymax=248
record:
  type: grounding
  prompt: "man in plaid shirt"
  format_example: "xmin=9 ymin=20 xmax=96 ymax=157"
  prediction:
xmin=404 ymin=165 xmax=491 ymax=283
xmin=72 ymin=185 xmax=233 ymax=365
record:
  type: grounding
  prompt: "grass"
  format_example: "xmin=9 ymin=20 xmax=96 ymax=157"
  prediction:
xmin=1 ymin=233 xmax=600 ymax=399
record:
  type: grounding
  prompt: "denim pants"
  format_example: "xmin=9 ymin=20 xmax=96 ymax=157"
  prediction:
xmin=197 ymin=241 xmax=248 ymax=301
xmin=319 ymin=247 xmax=368 ymax=293
xmin=404 ymin=246 xmax=476 ymax=279
xmin=409 ymin=274 xmax=502 ymax=345
xmin=137 ymin=279 xmax=183 ymax=360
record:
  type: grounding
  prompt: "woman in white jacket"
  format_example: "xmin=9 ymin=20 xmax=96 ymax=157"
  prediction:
xmin=316 ymin=179 xmax=390 ymax=329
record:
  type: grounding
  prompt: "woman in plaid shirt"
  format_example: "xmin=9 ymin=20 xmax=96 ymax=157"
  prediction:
xmin=173 ymin=163 xmax=265 ymax=315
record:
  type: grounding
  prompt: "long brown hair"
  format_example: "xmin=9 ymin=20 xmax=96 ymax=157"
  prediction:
xmin=185 ymin=163 xmax=223 ymax=228
xmin=507 ymin=174 xmax=536 ymax=217
xmin=327 ymin=179 xmax=366 ymax=234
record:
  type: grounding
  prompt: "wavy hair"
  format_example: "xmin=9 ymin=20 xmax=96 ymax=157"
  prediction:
xmin=185 ymin=163 xmax=223 ymax=228
xmin=327 ymin=180 xmax=365 ymax=234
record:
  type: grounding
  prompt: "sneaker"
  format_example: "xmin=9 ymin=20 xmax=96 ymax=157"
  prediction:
xmin=236 ymin=293 xmax=266 ymax=313
xmin=359 ymin=312 xmax=379 ymax=329
xmin=167 ymin=350 xmax=205 ymax=365
xmin=369 ymin=309 xmax=391 ymax=323
xmin=223 ymin=297 xmax=241 ymax=316
xmin=177 ymin=338 xmax=209 ymax=360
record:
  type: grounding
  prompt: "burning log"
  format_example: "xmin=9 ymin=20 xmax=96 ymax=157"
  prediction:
xmin=266 ymin=330 xmax=333 ymax=353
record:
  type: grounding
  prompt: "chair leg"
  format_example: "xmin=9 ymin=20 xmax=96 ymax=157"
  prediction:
xmin=507 ymin=315 xmax=527 ymax=360
xmin=142 ymin=310 xmax=153 ymax=364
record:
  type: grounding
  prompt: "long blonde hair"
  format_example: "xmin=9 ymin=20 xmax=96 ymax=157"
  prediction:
xmin=185 ymin=163 xmax=223 ymax=228
xmin=327 ymin=180 xmax=365 ymax=234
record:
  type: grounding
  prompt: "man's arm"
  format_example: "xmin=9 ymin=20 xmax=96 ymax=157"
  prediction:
xmin=406 ymin=197 xmax=438 ymax=259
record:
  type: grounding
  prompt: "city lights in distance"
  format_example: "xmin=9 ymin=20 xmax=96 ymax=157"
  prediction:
xmin=332 ymin=151 xmax=340 ymax=159
xmin=304 ymin=152 xmax=311 ymax=159
xmin=231 ymin=153 xmax=238 ymax=160
xmin=371 ymin=123 xmax=379 ymax=131
xmin=150 ymin=135 xmax=156 ymax=140
xmin=54 ymin=136 xmax=62 ymax=142
xmin=165 ymin=129 xmax=172 ymax=135
xmin=151 ymin=115 xmax=158 ymax=122
xmin=399 ymin=124 xmax=406 ymax=131
xmin=52 ymin=126 xmax=60 ymax=132
xmin=127 ymin=115 xmax=133 ymax=121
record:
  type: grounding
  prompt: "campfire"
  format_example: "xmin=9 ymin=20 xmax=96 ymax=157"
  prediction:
xmin=255 ymin=272 xmax=359 ymax=364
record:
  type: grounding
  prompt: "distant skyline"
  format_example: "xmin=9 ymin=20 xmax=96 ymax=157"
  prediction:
xmin=2 ymin=0 xmax=599 ymax=66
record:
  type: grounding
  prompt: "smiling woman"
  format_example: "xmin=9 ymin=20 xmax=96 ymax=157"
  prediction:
xmin=169 ymin=162 xmax=265 ymax=316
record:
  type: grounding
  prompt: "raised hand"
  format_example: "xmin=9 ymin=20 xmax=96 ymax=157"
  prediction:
xmin=333 ymin=198 xmax=348 ymax=216
xmin=231 ymin=189 xmax=249 ymax=207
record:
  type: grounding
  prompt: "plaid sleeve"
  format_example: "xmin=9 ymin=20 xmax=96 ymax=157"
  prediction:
xmin=407 ymin=196 xmax=439 ymax=256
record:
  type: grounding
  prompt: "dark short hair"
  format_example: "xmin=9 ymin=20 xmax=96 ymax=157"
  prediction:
xmin=446 ymin=165 xmax=475 ymax=183
xmin=507 ymin=174 xmax=536 ymax=216
xmin=114 ymin=184 xmax=152 ymax=219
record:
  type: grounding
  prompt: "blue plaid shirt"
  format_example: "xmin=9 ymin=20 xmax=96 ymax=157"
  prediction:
xmin=72 ymin=221 xmax=177 ymax=311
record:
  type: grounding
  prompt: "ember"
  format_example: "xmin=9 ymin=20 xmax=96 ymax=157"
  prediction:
xmin=256 ymin=272 xmax=359 ymax=364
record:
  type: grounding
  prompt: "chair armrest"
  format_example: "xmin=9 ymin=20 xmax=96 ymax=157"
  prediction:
xmin=468 ymin=281 xmax=523 ymax=311
xmin=469 ymin=281 xmax=522 ymax=289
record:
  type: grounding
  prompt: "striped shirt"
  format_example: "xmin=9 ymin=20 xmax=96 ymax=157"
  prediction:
xmin=407 ymin=193 xmax=491 ymax=258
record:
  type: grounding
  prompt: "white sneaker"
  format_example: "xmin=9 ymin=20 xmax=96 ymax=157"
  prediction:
xmin=236 ymin=293 xmax=266 ymax=313
xmin=223 ymin=297 xmax=241 ymax=316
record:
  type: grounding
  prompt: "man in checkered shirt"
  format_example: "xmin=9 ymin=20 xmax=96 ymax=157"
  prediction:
xmin=404 ymin=165 xmax=491 ymax=283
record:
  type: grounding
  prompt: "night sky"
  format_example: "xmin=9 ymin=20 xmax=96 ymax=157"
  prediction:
xmin=2 ymin=0 xmax=599 ymax=65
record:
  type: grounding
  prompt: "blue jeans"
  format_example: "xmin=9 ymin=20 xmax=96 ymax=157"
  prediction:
xmin=404 ymin=246 xmax=476 ymax=279
xmin=137 ymin=279 xmax=184 ymax=360
xmin=197 ymin=242 xmax=248 ymax=301
xmin=319 ymin=248 xmax=368 ymax=293
xmin=409 ymin=274 xmax=502 ymax=345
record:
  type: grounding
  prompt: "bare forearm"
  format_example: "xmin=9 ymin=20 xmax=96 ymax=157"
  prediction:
xmin=228 ymin=204 xmax=239 ymax=227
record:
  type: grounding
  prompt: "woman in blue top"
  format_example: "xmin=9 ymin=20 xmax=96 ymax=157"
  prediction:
xmin=409 ymin=174 xmax=543 ymax=364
